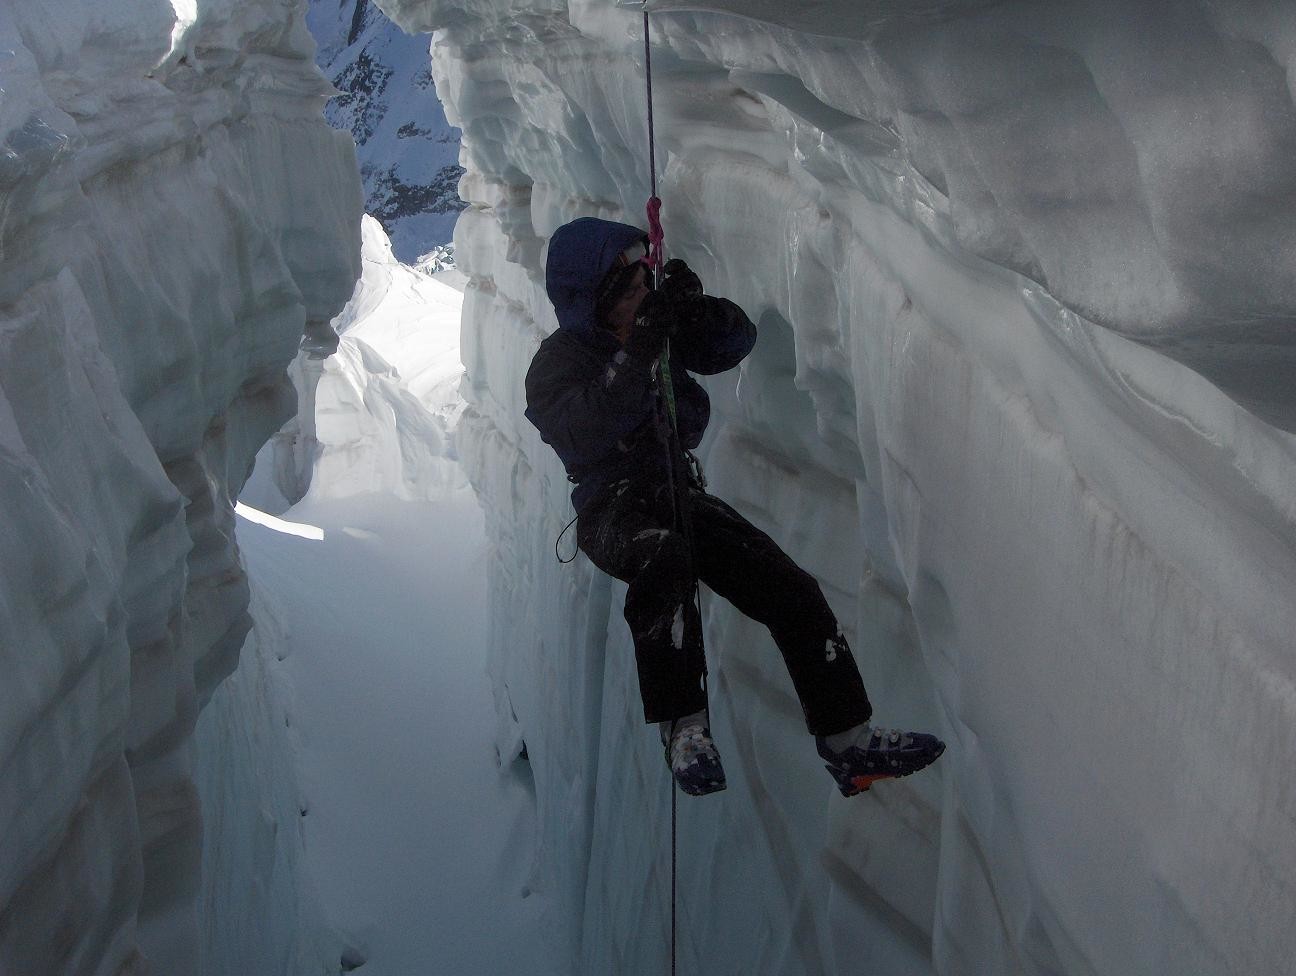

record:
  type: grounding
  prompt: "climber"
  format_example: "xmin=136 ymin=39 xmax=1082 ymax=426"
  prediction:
xmin=524 ymin=216 xmax=945 ymax=797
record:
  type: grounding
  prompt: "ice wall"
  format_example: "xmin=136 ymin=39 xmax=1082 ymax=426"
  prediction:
xmin=0 ymin=1 xmax=361 ymax=973
xmin=376 ymin=1 xmax=1296 ymax=974
xmin=192 ymin=581 xmax=337 ymax=976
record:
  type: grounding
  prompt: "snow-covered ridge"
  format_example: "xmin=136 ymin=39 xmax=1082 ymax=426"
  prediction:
xmin=0 ymin=1 xmax=361 ymax=972
xmin=376 ymin=1 xmax=1296 ymax=974
xmin=248 ymin=213 xmax=469 ymax=510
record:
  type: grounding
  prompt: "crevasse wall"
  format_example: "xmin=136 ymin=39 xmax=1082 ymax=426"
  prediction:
xmin=378 ymin=2 xmax=1296 ymax=975
xmin=0 ymin=1 xmax=361 ymax=973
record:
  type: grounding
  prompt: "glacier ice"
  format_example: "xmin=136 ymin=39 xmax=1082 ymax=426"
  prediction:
xmin=373 ymin=0 xmax=1296 ymax=974
xmin=0 ymin=0 xmax=361 ymax=972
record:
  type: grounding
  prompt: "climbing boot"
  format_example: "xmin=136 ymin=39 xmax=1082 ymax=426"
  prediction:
xmin=816 ymin=725 xmax=945 ymax=796
xmin=661 ymin=710 xmax=726 ymax=796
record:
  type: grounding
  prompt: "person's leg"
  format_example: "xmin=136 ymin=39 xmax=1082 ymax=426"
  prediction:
xmin=688 ymin=490 xmax=872 ymax=736
xmin=577 ymin=481 xmax=707 ymax=724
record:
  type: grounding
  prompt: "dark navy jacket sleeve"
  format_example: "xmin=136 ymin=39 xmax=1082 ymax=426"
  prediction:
xmin=524 ymin=335 xmax=656 ymax=475
xmin=671 ymin=297 xmax=756 ymax=375
xmin=670 ymin=365 xmax=710 ymax=450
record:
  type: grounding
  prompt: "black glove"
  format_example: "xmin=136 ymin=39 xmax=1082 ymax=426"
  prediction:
xmin=625 ymin=290 xmax=672 ymax=362
xmin=657 ymin=259 xmax=704 ymax=323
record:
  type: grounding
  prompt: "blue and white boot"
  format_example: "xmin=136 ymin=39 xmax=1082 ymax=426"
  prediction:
xmin=816 ymin=724 xmax=945 ymax=796
xmin=660 ymin=710 xmax=726 ymax=796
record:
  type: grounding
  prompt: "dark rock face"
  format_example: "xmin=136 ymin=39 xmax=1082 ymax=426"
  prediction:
xmin=329 ymin=52 xmax=394 ymax=145
xmin=368 ymin=164 xmax=467 ymax=222
xmin=308 ymin=0 xmax=466 ymax=261
xmin=347 ymin=0 xmax=370 ymax=45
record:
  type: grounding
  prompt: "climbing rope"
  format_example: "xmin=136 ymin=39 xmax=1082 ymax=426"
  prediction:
xmin=643 ymin=6 xmax=663 ymax=279
xmin=640 ymin=11 xmax=675 ymax=976
xmin=671 ymin=782 xmax=678 ymax=976
xmin=639 ymin=8 xmax=708 ymax=976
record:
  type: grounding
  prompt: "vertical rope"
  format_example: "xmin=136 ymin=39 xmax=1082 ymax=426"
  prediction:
xmin=644 ymin=9 xmax=665 ymax=281
xmin=643 ymin=11 xmax=698 ymax=976
xmin=644 ymin=16 xmax=677 ymax=976
xmin=671 ymin=785 xmax=678 ymax=976
xmin=644 ymin=11 xmax=659 ymax=207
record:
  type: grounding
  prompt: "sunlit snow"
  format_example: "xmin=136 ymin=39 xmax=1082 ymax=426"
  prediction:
xmin=232 ymin=502 xmax=325 ymax=540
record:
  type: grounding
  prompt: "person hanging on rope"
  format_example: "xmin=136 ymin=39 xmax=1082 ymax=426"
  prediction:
xmin=524 ymin=216 xmax=945 ymax=797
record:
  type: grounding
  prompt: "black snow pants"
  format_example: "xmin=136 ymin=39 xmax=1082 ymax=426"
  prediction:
xmin=576 ymin=477 xmax=873 ymax=735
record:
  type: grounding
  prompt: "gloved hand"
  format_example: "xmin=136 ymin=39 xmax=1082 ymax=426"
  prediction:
xmin=657 ymin=259 xmax=704 ymax=322
xmin=625 ymin=290 xmax=673 ymax=362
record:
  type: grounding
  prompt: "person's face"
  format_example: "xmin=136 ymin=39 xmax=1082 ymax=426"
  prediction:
xmin=606 ymin=263 xmax=651 ymax=341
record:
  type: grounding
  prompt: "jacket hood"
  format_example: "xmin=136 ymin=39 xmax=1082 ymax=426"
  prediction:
xmin=545 ymin=217 xmax=648 ymax=337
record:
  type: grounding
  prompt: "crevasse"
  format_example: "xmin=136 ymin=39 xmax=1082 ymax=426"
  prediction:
xmin=375 ymin=1 xmax=1296 ymax=974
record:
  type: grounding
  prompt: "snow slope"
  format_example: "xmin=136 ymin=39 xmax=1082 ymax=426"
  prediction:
xmin=374 ymin=2 xmax=1296 ymax=974
xmin=0 ymin=1 xmax=361 ymax=973
xmin=245 ymin=213 xmax=469 ymax=510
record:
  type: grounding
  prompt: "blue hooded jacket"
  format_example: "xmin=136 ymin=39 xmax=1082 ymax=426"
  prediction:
xmin=524 ymin=217 xmax=757 ymax=512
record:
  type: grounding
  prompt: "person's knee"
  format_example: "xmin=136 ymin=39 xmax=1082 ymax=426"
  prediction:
xmin=766 ymin=559 xmax=819 ymax=600
xmin=765 ymin=565 xmax=835 ymax=628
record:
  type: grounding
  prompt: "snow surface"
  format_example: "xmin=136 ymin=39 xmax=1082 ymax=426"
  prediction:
xmin=232 ymin=489 xmax=559 ymax=976
xmin=370 ymin=1 xmax=1296 ymax=974
xmin=0 ymin=0 xmax=360 ymax=972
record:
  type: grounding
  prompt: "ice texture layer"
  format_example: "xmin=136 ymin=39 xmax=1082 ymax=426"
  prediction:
xmin=0 ymin=1 xmax=361 ymax=973
xmin=375 ymin=1 xmax=1296 ymax=974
